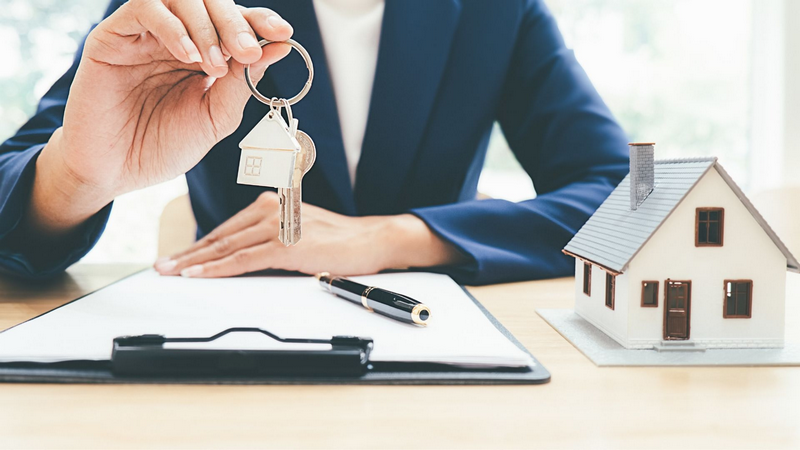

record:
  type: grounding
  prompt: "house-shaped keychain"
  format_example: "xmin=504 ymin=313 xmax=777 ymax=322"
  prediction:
xmin=237 ymin=111 xmax=300 ymax=189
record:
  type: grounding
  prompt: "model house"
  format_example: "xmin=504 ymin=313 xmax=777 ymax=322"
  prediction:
xmin=563 ymin=143 xmax=799 ymax=349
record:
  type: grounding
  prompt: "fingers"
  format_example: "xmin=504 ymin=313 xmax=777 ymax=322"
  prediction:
xmin=239 ymin=7 xmax=294 ymax=43
xmin=160 ymin=220 xmax=275 ymax=276
xmin=155 ymin=192 xmax=279 ymax=273
xmin=169 ymin=0 xmax=293 ymax=78
xmin=181 ymin=242 xmax=284 ymax=278
xmin=95 ymin=0 xmax=202 ymax=65
xmin=96 ymin=0 xmax=293 ymax=79
xmin=213 ymin=41 xmax=291 ymax=107
xmin=204 ymin=0 xmax=262 ymax=65
xmin=195 ymin=191 xmax=279 ymax=249
xmin=213 ymin=6 xmax=293 ymax=99
xmin=168 ymin=0 xmax=229 ymax=77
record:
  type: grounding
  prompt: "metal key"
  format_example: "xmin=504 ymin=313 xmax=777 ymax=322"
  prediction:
xmin=239 ymin=38 xmax=316 ymax=246
xmin=278 ymin=130 xmax=316 ymax=245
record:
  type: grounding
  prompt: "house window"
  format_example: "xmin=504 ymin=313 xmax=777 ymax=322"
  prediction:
xmin=244 ymin=156 xmax=263 ymax=176
xmin=641 ymin=281 xmax=658 ymax=307
xmin=724 ymin=280 xmax=752 ymax=318
xmin=583 ymin=262 xmax=592 ymax=296
xmin=605 ymin=273 xmax=615 ymax=310
xmin=696 ymin=208 xmax=724 ymax=246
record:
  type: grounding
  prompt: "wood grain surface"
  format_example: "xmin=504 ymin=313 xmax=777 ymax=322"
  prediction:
xmin=0 ymin=264 xmax=798 ymax=449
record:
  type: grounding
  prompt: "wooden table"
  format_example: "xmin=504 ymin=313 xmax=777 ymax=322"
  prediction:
xmin=1 ymin=264 xmax=798 ymax=449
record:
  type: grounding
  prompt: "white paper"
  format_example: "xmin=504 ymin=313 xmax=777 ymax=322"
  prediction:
xmin=0 ymin=271 xmax=533 ymax=368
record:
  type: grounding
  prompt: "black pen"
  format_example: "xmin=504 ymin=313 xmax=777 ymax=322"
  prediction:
xmin=315 ymin=273 xmax=431 ymax=326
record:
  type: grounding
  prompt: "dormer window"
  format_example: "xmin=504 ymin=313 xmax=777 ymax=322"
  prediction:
xmin=696 ymin=208 xmax=724 ymax=246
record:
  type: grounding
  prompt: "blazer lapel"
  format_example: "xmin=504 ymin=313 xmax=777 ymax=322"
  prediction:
xmin=354 ymin=0 xmax=462 ymax=215
xmin=251 ymin=0 xmax=356 ymax=214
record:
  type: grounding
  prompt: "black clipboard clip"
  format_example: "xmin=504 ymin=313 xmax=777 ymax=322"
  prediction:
xmin=111 ymin=327 xmax=374 ymax=378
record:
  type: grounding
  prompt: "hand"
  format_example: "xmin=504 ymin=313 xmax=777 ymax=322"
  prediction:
xmin=29 ymin=0 xmax=293 ymax=235
xmin=154 ymin=192 xmax=465 ymax=278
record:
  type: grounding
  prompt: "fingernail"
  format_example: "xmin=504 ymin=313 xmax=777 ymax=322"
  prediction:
xmin=237 ymin=32 xmax=259 ymax=50
xmin=181 ymin=265 xmax=204 ymax=278
xmin=155 ymin=259 xmax=177 ymax=273
xmin=268 ymin=15 xmax=291 ymax=30
xmin=209 ymin=45 xmax=227 ymax=68
xmin=220 ymin=43 xmax=231 ymax=58
xmin=180 ymin=36 xmax=203 ymax=63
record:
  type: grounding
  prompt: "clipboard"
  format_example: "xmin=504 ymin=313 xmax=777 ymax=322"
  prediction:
xmin=0 ymin=275 xmax=550 ymax=385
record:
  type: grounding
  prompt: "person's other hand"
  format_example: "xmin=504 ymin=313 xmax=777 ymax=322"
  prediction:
xmin=154 ymin=192 xmax=464 ymax=278
xmin=31 ymin=0 xmax=293 ymax=235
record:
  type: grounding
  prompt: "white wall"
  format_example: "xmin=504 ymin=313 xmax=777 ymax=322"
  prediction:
xmin=574 ymin=259 xmax=629 ymax=346
xmin=750 ymin=0 xmax=800 ymax=190
xmin=624 ymin=167 xmax=786 ymax=348
xmin=783 ymin=0 xmax=800 ymax=184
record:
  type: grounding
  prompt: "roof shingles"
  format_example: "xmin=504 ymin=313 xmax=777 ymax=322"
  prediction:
xmin=565 ymin=159 xmax=715 ymax=272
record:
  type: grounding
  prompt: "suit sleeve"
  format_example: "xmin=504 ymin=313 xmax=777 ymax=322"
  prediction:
xmin=0 ymin=1 xmax=126 ymax=278
xmin=411 ymin=0 xmax=629 ymax=286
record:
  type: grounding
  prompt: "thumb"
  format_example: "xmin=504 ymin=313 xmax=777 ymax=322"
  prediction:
xmin=212 ymin=43 xmax=292 ymax=111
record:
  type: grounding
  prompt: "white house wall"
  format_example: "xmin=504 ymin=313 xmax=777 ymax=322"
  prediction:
xmin=624 ymin=167 xmax=786 ymax=348
xmin=574 ymin=259 xmax=629 ymax=347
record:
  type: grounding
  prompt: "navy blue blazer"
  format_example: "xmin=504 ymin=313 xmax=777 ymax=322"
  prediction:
xmin=0 ymin=0 xmax=628 ymax=285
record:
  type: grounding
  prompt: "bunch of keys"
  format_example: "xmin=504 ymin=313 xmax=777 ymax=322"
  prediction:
xmin=237 ymin=39 xmax=316 ymax=246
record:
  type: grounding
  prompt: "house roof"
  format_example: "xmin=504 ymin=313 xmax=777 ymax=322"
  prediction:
xmin=239 ymin=113 xmax=299 ymax=150
xmin=563 ymin=157 xmax=800 ymax=274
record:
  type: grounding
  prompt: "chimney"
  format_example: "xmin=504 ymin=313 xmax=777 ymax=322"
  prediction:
xmin=629 ymin=143 xmax=655 ymax=210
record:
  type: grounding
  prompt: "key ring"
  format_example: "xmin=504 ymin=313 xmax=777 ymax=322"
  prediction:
xmin=244 ymin=39 xmax=314 ymax=107
xmin=266 ymin=97 xmax=294 ymax=127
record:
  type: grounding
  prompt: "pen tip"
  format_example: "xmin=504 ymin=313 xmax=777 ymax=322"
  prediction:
xmin=315 ymin=272 xmax=330 ymax=280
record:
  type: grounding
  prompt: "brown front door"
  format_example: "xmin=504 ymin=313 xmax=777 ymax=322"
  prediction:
xmin=664 ymin=280 xmax=691 ymax=340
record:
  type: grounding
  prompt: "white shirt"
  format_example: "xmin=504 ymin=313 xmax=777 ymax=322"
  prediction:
xmin=313 ymin=0 xmax=385 ymax=187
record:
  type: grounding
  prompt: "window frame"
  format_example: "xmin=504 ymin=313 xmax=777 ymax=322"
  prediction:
xmin=583 ymin=262 xmax=592 ymax=296
xmin=723 ymin=279 xmax=753 ymax=318
xmin=695 ymin=207 xmax=725 ymax=247
xmin=605 ymin=273 xmax=615 ymax=310
xmin=641 ymin=280 xmax=659 ymax=307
